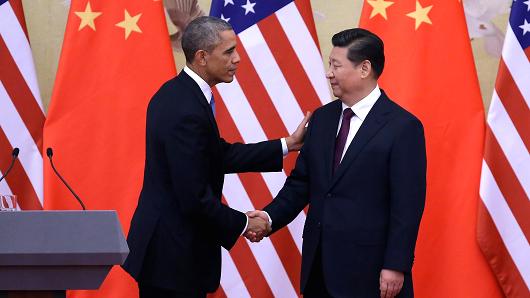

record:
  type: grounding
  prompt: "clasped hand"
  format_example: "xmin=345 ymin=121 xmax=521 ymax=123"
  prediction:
xmin=243 ymin=210 xmax=271 ymax=242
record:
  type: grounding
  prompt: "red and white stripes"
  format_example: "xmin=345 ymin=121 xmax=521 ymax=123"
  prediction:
xmin=214 ymin=1 xmax=330 ymax=296
xmin=478 ymin=24 xmax=530 ymax=297
xmin=0 ymin=0 xmax=44 ymax=210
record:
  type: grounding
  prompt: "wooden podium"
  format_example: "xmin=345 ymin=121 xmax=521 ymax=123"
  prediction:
xmin=0 ymin=211 xmax=129 ymax=298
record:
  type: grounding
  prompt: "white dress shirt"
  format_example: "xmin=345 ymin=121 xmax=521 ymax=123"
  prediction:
xmin=337 ymin=85 xmax=381 ymax=162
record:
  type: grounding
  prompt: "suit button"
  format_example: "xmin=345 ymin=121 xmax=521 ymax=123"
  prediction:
xmin=326 ymin=193 xmax=332 ymax=198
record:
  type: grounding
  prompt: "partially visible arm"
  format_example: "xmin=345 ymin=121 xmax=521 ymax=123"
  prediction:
xmin=164 ymin=113 xmax=246 ymax=250
xmin=383 ymin=118 xmax=427 ymax=273
xmin=221 ymin=139 xmax=283 ymax=174
xmin=262 ymin=113 xmax=314 ymax=233
xmin=222 ymin=112 xmax=311 ymax=174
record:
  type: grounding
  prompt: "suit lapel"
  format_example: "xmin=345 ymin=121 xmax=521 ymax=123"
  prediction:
xmin=322 ymin=100 xmax=343 ymax=183
xmin=178 ymin=71 xmax=221 ymax=139
xmin=328 ymin=94 xmax=393 ymax=191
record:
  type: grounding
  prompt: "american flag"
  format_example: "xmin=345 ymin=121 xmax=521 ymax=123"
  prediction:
xmin=210 ymin=0 xmax=330 ymax=296
xmin=0 ymin=0 xmax=44 ymax=210
xmin=478 ymin=0 xmax=530 ymax=297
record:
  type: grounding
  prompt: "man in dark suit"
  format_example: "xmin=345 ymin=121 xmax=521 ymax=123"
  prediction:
xmin=248 ymin=28 xmax=426 ymax=298
xmin=123 ymin=16 xmax=309 ymax=297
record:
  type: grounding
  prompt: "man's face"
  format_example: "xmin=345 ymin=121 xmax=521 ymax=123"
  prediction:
xmin=326 ymin=46 xmax=364 ymax=99
xmin=204 ymin=30 xmax=240 ymax=85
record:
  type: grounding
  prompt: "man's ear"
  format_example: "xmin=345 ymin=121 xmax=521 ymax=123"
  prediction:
xmin=361 ymin=60 xmax=372 ymax=79
xmin=195 ymin=50 xmax=207 ymax=66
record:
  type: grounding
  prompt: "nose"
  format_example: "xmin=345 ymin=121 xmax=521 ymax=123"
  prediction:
xmin=233 ymin=50 xmax=241 ymax=64
xmin=326 ymin=69 xmax=333 ymax=79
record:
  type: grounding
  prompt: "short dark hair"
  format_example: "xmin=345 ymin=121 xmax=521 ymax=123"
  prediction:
xmin=331 ymin=28 xmax=385 ymax=79
xmin=182 ymin=16 xmax=233 ymax=63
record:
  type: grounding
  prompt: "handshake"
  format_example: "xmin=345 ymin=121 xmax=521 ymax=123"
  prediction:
xmin=243 ymin=210 xmax=271 ymax=243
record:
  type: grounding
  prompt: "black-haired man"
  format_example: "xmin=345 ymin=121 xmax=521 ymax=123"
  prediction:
xmin=249 ymin=28 xmax=426 ymax=298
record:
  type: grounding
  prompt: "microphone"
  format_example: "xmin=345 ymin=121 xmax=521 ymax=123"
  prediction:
xmin=0 ymin=148 xmax=20 ymax=183
xmin=46 ymin=148 xmax=86 ymax=210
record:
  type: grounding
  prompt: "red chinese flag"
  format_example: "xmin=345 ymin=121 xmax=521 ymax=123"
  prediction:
xmin=359 ymin=0 xmax=503 ymax=297
xmin=43 ymin=0 xmax=176 ymax=297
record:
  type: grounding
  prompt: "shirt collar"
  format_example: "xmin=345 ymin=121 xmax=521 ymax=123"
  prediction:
xmin=183 ymin=66 xmax=212 ymax=104
xmin=341 ymin=85 xmax=381 ymax=121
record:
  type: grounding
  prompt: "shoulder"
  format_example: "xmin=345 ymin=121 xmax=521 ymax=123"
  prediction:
xmin=311 ymin=99 xmax=341 ymax=121
xmin=146 ymin=78 xmax=207 ymax=137
xmin=382 ymin=94 xmax=423 ymax=130
xmin=151 ymin=75 xmax=193 ymax=102
xmin=148 ymin=75 xmax=200 ymax=114
xmin=316 ymin=99 xmax=341 ymax=113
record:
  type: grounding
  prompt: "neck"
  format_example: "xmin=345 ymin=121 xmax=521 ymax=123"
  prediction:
xmin=187 ymin=63 xmax=216 ymax=87
xmin=341 ymin=80 xmax=377 ymax=107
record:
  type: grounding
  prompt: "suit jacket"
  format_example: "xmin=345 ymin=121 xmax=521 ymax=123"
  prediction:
xmin=123 ymin=71 xmax=283 ymax=294
xmin=264 ymin=92 xmax=426 ymax=298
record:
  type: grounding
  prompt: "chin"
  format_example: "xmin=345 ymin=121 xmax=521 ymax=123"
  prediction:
xmin=223 ymin=76 xmax=235 ymax=83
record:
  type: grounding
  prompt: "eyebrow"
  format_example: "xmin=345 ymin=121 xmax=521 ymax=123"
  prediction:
xmin=224 ymin=45 xmax=236 ymax=53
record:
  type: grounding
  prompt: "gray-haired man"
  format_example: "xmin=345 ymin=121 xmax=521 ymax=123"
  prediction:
xmin=122 ymin=16 xmax=309 ymax=297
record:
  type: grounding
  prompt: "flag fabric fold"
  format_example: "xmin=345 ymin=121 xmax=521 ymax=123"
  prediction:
xmin=359 ymin=0 xmax=504 ymax=296
xmin=0 ymin=0 xmax=44 ymax=211
xmin=478 ymin=0 xmax=530 ymax=296
xmin=209 ymin=0 xmax=330 ymax=296
xmin=43 ymin=0 xmax=176 ymax=297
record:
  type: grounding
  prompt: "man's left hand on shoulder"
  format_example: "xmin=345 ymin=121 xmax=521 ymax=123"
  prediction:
xmin=379 ymin=269 xmax=404 ymax=298
xmin=285 ymin=112 xmax=312 ymax=152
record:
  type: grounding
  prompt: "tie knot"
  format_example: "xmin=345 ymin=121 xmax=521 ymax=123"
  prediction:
xmin=343 ymin=108 xmax=354 ymax=120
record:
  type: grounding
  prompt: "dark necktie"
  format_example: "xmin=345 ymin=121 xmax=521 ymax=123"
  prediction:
xmin=333 ymin=108 xmax=355 ymax=174
xmin=210 ymin=95 xmax=215 ymax=116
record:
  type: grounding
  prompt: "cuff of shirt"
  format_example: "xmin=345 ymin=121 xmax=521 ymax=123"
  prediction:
xmin=240 ymin=214 xmax=249 ymax=236
xmin=280 ymin=138 xmax=288 ymax=156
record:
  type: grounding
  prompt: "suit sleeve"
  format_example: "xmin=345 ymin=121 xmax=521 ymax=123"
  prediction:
xmin=263 ymin=116 xmax=314 ymax=233
xmin=164 ymin=113 xmax=246 ymax=250
xmin=220 ymin=139 xmax=283 ymax=174
xmin=383 ymin=118 xmax=427 ymax=273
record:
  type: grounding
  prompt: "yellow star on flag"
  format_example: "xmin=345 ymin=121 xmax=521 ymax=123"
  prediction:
xmin=116 ymin=10 xmax=142 ymax=39
xmin=366 ymin=0 xmax=394 ymax=20
xmin=406 ymin=1 xmax=433 ymax=30
xmin=74 ymin=2 xmax=102 ymax=31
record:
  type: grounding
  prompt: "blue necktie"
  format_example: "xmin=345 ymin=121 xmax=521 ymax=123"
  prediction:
xmin=210 ymin=95 xmax=215 ymax=116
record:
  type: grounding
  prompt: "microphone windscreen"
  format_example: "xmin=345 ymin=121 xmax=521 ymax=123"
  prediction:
xmin=46 ymin=148 xmax=53 ymax=158
xmin=12 ymin=148 xmax=19 ymax=157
